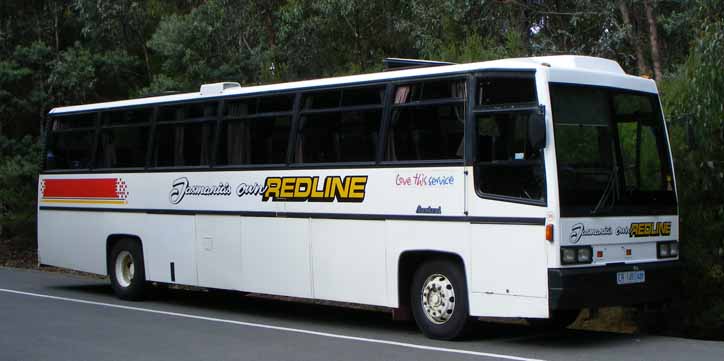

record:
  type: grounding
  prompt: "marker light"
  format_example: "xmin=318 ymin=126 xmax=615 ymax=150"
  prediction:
xmin=546 ymin=224 xmax=554 ymax=242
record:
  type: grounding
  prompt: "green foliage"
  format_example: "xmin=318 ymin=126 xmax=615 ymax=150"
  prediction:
xmin=659 ymin=0 xmax=724 ymax=335
xmin=276 ymin=0 xmax=414 ymax=79
xmin=146 ymin=0 xmax=273 ymax=92
xmin=429 ymin=32 xmax=527 ymax=64
xmin=0 ymin=136 xmax=42 ymax=239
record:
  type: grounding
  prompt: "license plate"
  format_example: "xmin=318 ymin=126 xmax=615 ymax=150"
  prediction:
xmin=617 ymin=270 xmax=645 ymax=285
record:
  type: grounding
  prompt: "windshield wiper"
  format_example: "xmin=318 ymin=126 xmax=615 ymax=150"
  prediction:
xmin=591 ymin=166 xmax=620 ymax=215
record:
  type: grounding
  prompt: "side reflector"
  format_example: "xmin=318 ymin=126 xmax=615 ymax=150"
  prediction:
xmin=626 ymin=249 xmax=632 ymax=256
xmin=546 ymin=224 xmax=554 ymax=242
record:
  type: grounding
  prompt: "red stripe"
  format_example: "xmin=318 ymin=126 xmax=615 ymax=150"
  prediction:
xmin=43 ymin=178 xmax=119 ymax=199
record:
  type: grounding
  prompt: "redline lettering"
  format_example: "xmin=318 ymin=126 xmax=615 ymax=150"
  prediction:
xmin=629 ymin=222 xmax=672 ymax=237
xmin=262 ymin=176 xmax=367 ymax=202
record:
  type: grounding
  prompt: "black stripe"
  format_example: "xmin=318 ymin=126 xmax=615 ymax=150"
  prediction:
xmin=40 ymin=161 xmax=465 ymax=174
xmin=38 ymin=206 xmax=545 ymax=225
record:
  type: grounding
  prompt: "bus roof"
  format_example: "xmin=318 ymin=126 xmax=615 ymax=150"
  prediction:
xmin=49 ymin=55 xmax=653 ymax=115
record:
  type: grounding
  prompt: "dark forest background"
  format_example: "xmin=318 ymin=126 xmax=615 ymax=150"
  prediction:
xmin=1 ymin=0 xmax=722 ymax=337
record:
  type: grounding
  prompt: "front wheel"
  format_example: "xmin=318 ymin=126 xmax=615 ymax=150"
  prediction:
xmin=410 ymin=259 xmax=470 ymax=340
xmin=109 ymin=238 xmax=147 ymax=301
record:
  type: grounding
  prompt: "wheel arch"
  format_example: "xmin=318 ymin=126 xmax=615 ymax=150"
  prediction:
xmin=396 ymin=250 xmax=467 ymax=318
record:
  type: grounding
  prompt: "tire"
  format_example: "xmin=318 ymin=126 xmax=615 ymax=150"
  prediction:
xmin=527 ymin=309 xmax=580 ymax=330
xmin=108 ymin=238 xmax=147 ymax=301
xmin=410 ymin=259 xmax=470 ymax=340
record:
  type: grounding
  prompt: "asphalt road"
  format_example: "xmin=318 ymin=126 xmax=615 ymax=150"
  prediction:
xmin=1 ymin=267 xmax=723 ymax=361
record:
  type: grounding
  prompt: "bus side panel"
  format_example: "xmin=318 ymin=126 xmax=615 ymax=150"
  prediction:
xmin=469 ymin=224 xmax=549 ymax=317
xmin=37 ymin=210 xmax=107 ymax=275
xmin=311 ymin=219 xmax=387 ymax=305
xmin=240 ymin=217 xmax=313 ymax=298
xmin=385 ymin=220 xmax=471 ymax=308
xmin=195 ymin=215 xmax=242 ymax=291
xmin=142 ymin=214 xmax=197 ymax=286
xmin=469 ymin=292 xmax=548 ymax=318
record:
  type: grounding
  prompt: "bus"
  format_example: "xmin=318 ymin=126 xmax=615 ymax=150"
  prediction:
xmin=38 ymin=55 xmax=679 ymax=340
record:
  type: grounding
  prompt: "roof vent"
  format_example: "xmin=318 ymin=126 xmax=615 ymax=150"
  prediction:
xmin=200 ymin=82 xmax=240 ymax=96
xmin=383 ymin=58 xmax=456 ymax=71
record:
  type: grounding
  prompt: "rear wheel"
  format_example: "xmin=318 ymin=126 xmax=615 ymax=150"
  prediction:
xmin=109 ymin=238 xmax=147 ymax=301
xmin=410 ymin=259 xmax=470 ymax=340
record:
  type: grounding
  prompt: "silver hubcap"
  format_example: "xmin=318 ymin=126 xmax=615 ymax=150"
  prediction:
xmin=421 ymin=273 xmax=455 ymax=324
xmin=115 ymin=251 xmax=135 ymax=288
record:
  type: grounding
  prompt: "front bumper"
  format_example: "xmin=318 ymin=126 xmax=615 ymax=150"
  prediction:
xmin=548 ymin=261 xmax=679 ymax=310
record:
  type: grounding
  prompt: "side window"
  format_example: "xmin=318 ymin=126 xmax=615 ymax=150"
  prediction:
xmin=46 ymin=113 xmax=97 ymax=170
xmin=474 ymin=75 xmax=545 ymax=202
xmin=95 ymin=108 xmax=152 ymax=168
xmin=296 ymin=86 xmax=383 ymax=163
xmin=152 ymin=102 xmax=217 ymax=167
xmin=216 ymin=95 xmax=293 ymax=165
xmin=385 ymin=79 xmax=465 ymax=161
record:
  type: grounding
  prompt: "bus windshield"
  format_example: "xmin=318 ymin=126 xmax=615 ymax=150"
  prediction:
xmin=550 ymin=83 xmax=677 ymax=217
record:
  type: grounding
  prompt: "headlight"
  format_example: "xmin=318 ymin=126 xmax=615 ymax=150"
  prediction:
xmin=562 ymin=248 xmax=577 ymax=264
xmin=561 ymin=246 xmax=594 ymax=265
xmin=577 ymin=247 xmax=592 ymax=263
xmin=659 ymin=243 xmax=670 ymax=257
xmin=657 ymin=241 xmax=678 ymax=259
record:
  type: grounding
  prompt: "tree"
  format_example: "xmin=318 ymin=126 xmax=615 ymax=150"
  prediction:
xmin=145 ymin=0 xmax=275 ymax=93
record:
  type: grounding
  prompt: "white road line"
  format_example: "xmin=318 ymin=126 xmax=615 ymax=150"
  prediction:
xmin=0 ymin=288 xmax=547 ymax=361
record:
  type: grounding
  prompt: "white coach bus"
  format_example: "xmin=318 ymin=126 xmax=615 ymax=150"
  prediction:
xmin=38 ymin=55 xmax=679 ymax=339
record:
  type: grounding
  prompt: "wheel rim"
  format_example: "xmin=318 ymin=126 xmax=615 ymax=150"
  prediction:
xmin=421 ymin=273 xmax=455 ymax=324
xmin=115 ymin=251 xmax=135 ymax=288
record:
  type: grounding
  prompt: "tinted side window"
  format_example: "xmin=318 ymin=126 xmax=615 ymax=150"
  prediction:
xmin=296 ymin=86 xmax=383 ymax=163
xmin=475 ymin=112 xmax=545 ymax=201
xmin=102 ymin=108 xmax=153 ymax=126
xmin=225 ymin=94 xmax=295 ymax=116
xmin=152 ymin=122 xmax=214 ymax=167
xmin=298 ymin=110 xmax=381 ymax=163
xmin=217 ymin=116 xmax=291 ymax=165
xmin=386 ymin=79 xmax=465 ymax=161
xmin=96 ymin=126 xmax=149 ymax=168
xmin=151 ymin=102 xmax=218 ymax=167
xmin=217 ymin=94 xmax=294 ymax=166
xmin=46 ymin=113 xmax=97 ymax=170
xmin=477 ymin=77 xmax=536 ymax=107
xmin=46 ymin=130 xmax=95 ymax=169
xmin=95 ymin=108 xmax=152 ymax=168
xmin=474 ymin=75 xmax=545 ymax=203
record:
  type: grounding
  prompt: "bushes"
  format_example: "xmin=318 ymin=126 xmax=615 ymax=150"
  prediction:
xmin=0 ymin=136 xmax=42 ymax=240
xmin=660 ymin=9 xmax=724 ymax=336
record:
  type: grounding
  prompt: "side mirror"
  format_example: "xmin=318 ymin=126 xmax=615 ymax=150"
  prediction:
xmin=528 ymin=108 xmax=547 ymax=150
